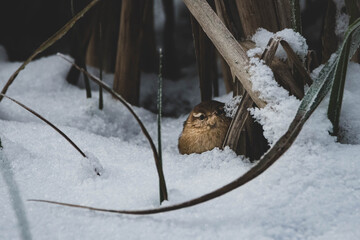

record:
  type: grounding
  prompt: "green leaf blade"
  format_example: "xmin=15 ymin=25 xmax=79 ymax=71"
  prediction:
xmin=327 ymin=17 xmax=360 ymax=136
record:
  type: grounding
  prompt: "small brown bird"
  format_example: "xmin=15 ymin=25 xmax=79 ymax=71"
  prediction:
xmin=178 ymin=100 xmax=231 ymax=154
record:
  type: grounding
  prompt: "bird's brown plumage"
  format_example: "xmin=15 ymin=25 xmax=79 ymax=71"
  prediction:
xmin=178 ymin=100 xmax=231 ymax=154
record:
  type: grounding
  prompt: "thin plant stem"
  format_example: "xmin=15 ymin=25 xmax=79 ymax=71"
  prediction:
xmin=290 ymin=0 xmax=302 ymax=34
xmin=99 ymin=22 xmax=104 ymax=110
xmin=157 ymin=48 xmax=166 ymax=203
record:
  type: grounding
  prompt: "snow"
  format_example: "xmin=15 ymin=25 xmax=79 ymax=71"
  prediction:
xmin=251 ymin=28 xmax=308 ymax=61
xmin=1 ymin=30 xmax=360 ymax=240
xmin=224 ymin=95 xmax=242 ymax=118
xmin=246 ymin=34 xmax=302 ymax=144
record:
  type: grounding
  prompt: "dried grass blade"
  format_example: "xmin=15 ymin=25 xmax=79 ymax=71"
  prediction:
xmin=280 ymin=40 xmax=313 ymax=85
xmin=261 ymin=37 xmax=280 ymax=64
xmin=328 ymin=17 xmax=360 ymax=135
xmin=0 ymin=93 xmax=86 ymax=158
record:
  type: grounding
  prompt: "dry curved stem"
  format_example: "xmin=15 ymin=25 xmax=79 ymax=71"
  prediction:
xmin=0 ymin=0 xmax=102 ymax=102
xmin=57 ymin=53 xmax=168 ymax=201
xmin=0 ymin=94 xmax=86 ymax=158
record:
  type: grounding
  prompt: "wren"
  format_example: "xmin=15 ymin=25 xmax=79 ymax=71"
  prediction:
xmin=178 ymin=100 xmax=231 ymax=154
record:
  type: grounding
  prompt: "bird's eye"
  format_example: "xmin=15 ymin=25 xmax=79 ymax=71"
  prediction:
xmin=193 ymin=112 xmax=206 ymax=120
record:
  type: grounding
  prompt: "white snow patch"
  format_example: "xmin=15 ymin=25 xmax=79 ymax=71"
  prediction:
xmin=251 ymin=28 xmax=308 ymax=61
xmin=247 ymin=56 xmax=293 ymax=104
xmin=224 ymin=95 xmax=242 ymax=118
xmin=79 ymin=151 xmax=106 ymax=180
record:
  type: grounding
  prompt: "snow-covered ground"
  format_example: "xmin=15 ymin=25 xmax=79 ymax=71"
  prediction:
xmin=1 ymin=30 xmax=360 ymax=239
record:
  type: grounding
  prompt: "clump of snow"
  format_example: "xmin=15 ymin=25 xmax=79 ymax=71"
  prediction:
xmin=250 ymin=98 xmax=299 ymax=145
xmin=79 ymin=151 xmax=105 ymax=179
xmin=247 ymin=56 xmax=293 ymax=104
xmin=247 ymin=28 xmax=313 ymax=144
xmin=251 ymin=28 xmax=274 ymax=49
xmin=246 ymin=47 xmax=263 ymax=58
xmin=246 ymin=43 xmax=301 ymax=132
xmin=246 ymin=44 xmax=333 ymax=147
xmin=224 ymin=95 xmax=242 ymax=118
xmin=251 ymin=28 xmax=308 ymax=61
